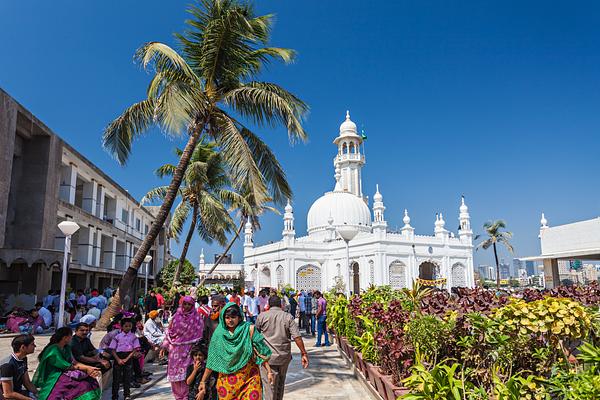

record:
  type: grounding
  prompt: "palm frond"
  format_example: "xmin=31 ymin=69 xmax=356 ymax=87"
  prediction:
xmin=169 ymin=200 xmax=191 ymax=240
xmin=102 ymin=98 xmax=156 ymax=165
xmin=224 ymin=81 xmax=308 ymax=142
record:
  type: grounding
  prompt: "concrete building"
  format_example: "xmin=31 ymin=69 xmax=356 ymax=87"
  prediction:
xmin=523 ymin=213 xmax=600 ymax=288
xmin=243 ymin=112 xmax=475 ymax=293
xmin=197 ymin=249 xmax=245 ymax=289
xmin=0 ymin=89 xmax=170 ymax=311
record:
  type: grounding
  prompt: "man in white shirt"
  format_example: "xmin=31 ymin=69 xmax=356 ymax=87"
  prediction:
xmin=244 ymin=289 xmax=259 ymax=324
xmin=34 ymin=303 xmax=52 ymax=329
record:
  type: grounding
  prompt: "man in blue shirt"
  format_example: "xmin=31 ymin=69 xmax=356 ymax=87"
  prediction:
xmin=0 ymin=335 xmax=38 ymax=399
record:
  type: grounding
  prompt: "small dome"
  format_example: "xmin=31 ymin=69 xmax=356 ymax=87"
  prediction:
xmin=340 ymin=110 xmax=357 ymax=134
xmin=403 ymin=209 xmax=411 ymax=225
xmin=460 ymin=196 xmax=468 ymax=213
xmin=373 ymin=184 xmax=383 ymax=202
xmin=285 ymin=200 xmax=293 ymax=213
xmin=307 ymin=191 xmax=371 ymax=236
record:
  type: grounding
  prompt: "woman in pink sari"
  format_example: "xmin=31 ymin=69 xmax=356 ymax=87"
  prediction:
xmin=163 ymin=295 xmax=204 ymax=400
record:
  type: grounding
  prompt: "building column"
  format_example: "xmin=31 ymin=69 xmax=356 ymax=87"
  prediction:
xmin=93 ymin=228 xmax=102 ymax=267
xmin=543 ymin=258 xmax=560 ymax=289
xmin=60 ymin=164 xmax=77 ymax=204
xmin=78 ymin=226 xmax=94 ymax=266
xmin=104 ymin=235 xmax=117 ymax=269
xmin=82 ymin=180 xmax=98 ymax=216
xmin=97 ymin=185 xmax=106 ymax=219
xmin=36 ymin=265 xmax=53 ymax=300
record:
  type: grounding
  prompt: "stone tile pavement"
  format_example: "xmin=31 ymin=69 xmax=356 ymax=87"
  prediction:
xmin=0 ymin=332 xmax=372 ymax=399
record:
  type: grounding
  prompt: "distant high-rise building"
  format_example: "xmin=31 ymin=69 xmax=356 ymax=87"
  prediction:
xmin=478 ymin=265 xmax=491 ymax=280
xmin=525 ymin=260 xmax=536 ymax=276
xmin=512 ymin=258 xmax=523 ymax=277
xmin=499 ymin=259 xmax=511 ymax=280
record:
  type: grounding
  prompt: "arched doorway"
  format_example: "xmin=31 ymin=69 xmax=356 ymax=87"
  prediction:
xmin=296 ymin=265 xmax=321 ymax=291
xmin=259 ymin=266 xmax=271 ymax=288
xmin=351 ymin=262 xmax=360 ymax=294
xmin=389 ymin=261 xmax=407 ymax=289
xmin=419 ymin=261 xmax=437 ymax=280
xmin=451 ymin=263 xmax=467 ymax=288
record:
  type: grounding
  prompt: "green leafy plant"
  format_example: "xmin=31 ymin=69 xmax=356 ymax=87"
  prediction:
xmin=401 ymin=361 xmax=477 ymax=400
xmin=405 ymin=314 xmax=455 ymax=366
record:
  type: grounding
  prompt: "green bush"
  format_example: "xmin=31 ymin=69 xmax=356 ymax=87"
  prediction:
xmin=156 ymin=258 xmax=197 ymax=287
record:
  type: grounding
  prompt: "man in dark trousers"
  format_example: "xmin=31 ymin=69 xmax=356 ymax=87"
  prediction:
xmin=256 ymin=296 xmax=309 ymax=400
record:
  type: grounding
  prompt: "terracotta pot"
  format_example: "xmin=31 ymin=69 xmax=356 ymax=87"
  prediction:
xmin=382 ymin=374 xmax=408 ymax=400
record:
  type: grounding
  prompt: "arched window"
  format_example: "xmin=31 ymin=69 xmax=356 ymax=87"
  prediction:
xmin=349 ymin=142 xmax=355 ymax=154
xmin=451 ymin=263 xmax=467 ymax=288
xmin=342 ymin=143 xmax=348 ymax=154
xmin=389 ymin=261 xmax=406 ymax=289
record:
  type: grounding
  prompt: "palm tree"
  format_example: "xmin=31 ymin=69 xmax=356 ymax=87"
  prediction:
xmin=475 ymin=220 xmax=514 ymax=288
xmin=198 ymin=180 xmax=277 ymax=286
xmin=143 ymin=141 xmax=241 ymax=285
xmin=99 ymin=0 xmax=308 ymax=325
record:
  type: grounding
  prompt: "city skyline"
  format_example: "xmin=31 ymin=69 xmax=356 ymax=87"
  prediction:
xmin=2 ymin=1 xmax=600 ymax=268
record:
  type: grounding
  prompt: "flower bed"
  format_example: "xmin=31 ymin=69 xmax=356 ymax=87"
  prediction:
xmin=328 ymin=282 xmax=600 ymax=399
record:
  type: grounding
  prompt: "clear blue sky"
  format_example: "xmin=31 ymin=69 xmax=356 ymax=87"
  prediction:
xmin=2 ymin=0 xmax=599 ymax=269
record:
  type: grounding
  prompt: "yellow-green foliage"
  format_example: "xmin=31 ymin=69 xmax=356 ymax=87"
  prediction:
xmin=494 ymin=297 xmax=591 ymax=338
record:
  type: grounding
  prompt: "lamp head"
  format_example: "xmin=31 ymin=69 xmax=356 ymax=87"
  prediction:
xmin=337 ymin=225 xmax=359 ymax=241
xmin=144 ymin=255 xmax=153 ymax=263
xmin=58 ymin=221 xmax=80 ymax=236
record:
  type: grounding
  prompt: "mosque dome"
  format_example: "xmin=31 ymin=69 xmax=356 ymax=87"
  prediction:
xmin=307 ymin=191 xmax=371 ymax=236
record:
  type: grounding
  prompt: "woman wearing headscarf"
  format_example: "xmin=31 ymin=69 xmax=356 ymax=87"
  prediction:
xmin=32 ymin=327 xmax=101 ymax=400
xmin=164 ymin=296 xmax=204 ymax=400
xmin=197 ymin=303 xmax=274 ymax=400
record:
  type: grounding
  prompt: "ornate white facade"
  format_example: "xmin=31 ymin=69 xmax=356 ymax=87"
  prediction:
xmin=243 ymin=112 xmax=475 ymax=293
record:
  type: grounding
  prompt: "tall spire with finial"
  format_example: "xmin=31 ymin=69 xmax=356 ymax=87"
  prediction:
xmin=333 ymin=110 xmax=365 ymax=196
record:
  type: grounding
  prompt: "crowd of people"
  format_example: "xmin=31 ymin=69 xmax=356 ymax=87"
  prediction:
xmin=0 ymin=288 xmax=115 ymax=335
xmin=0 ymin=285 xmax=331 ymax=400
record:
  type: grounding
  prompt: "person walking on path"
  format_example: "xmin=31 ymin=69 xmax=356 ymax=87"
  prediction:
xmin=297 ymin=291 xmax=306 ymax=329
xmin=314 ymin=291 xmax=331 ymax=347
xmin=243 ymin=289 xmax=259 ymax=324
xmin=32 ymin=327 xmax=101 ymax=400
xmin=164 ymin=296 xmax=204 ymax=400
xmin=0 ymin=334 xmax=38 ymax=399
xmin=256 ymin=296 xmax=309 ymax=400
xmin=303 ymin=291 xmax=316 ymax=336
xmin=197 ymin=303 xmax=274 ymax=400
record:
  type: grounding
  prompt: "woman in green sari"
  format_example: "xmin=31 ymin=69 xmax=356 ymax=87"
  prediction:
xmin=197 ymin=303 xmax=274 ymax=400
xmin=32 ymin=327 xmax=102 ymax=400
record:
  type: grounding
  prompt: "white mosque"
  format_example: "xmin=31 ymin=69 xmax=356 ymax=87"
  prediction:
xmin=238 ymin=111 xmax=475 ymax=293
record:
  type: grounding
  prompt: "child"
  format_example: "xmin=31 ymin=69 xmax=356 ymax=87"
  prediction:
xmin=109 ymin=318 xmax=141 ymax=400
xmin=186 ymin=342 xmax=211 ymax=400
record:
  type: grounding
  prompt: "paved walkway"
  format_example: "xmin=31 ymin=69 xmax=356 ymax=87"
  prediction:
xmin=0 ymin=332 xmax=371 ymax=399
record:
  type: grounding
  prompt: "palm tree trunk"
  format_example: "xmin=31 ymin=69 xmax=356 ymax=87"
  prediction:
xmin=173 ymin=204 xmax=198 ymax=285
xmin=98 ymin=118 xmax=207 ymax=328
xmin=198 ymin=219 xmax=245 ymax=286
xmin=493 ymin=242 xmax=500 ymax=289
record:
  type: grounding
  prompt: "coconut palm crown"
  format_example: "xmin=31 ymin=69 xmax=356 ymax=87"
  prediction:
xmin=99 ymin=0 xmax=308 ymax=324
xmin=475 ymin=220 xmax=514 ymax=288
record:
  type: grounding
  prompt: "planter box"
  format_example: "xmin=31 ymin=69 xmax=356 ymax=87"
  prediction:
xmin=371 ymin=367 xmax=388 ymax=400
xmin=381 ymin=374 xmax=409 ymax=400
xmin=366 ymin=362 xmax=379 ymax=387
xmin=354 ymin=352 xmax=369 ymax=380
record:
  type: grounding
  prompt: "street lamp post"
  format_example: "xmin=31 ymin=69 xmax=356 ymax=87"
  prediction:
xmin=337 ymin=225 xmax=359 ymax=297
xmin=57 ymin=221 xmax=80 ymax=328
xmin=144 ymin=255 xmax=152 ymax=296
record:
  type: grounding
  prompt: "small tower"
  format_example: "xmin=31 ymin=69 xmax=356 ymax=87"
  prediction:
xmin=332 ymin=111 xmax=365 ymax=197
xmin=326 ymin=214 xmax=336 ymax=241
xmin=401 ymin=209 xmax=415 ymax=239
xmin=282 ymin=199 xmax=295 ymax=243
xmin=199 ymin=248 xmax=205 ymax=268
xmin=539 ymin=212 xmax=549 ymax=239
xmin=244 ymin=216 xmax=253 ymax=249
xmin=458 ymin=196 xmax=473 ymax=244
xmin=372 ymin=185 xmax=387 ymax=235
xmin=434 ymin=213 xmax=448 ymax=238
